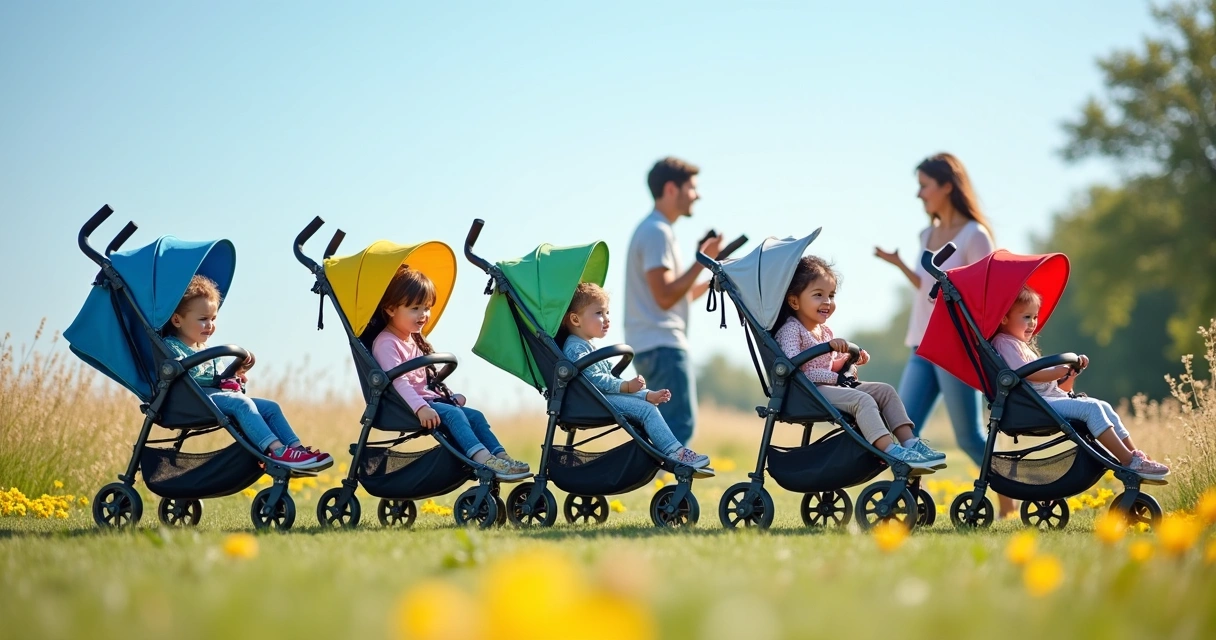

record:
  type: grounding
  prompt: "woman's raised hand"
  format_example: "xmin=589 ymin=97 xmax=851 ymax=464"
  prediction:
xmin=874 ymin=246 xmax=902 ymax=267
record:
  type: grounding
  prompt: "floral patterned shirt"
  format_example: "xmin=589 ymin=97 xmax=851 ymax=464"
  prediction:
xmin=773 ymin=317 xmax=853 ymax=385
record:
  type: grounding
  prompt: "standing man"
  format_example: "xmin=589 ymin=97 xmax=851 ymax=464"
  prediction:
xmin=624 ymin=157 xmax=721 ymax=445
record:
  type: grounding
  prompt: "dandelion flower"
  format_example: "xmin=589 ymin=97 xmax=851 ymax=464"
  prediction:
xmin=1094 ymin=511 xmax=1126 ymax=545
xmin=609 ymin=500 xmax=627 ymax=513
xmin=873 ymin=520 xmax=909 ymax=553
xmin=52 ymin=480 xmax=64 ymax=490
xmin=1128 ymin=540 xmax=1154 ymax=563
xmin=54 ymin=509 xmax=69 ymax=519
xmin=241 ymin=488 xmax=257 ymax=498
xmin=652 ymin=479 xmax=666 ymax=492
xmin=1195 ymin=488 xmax=1216 ymax=526
xmin=1023 ymin=555 xmax=1063 ymax=597
xmin=1205 ymin=539 xmax=1216 ymax=565
xmin=716 ymin=458 xmax=737 ymax=472
xmin=396 ymin=580 xmax=478 ymax=640
xmin=223 ymin=533 xmax=259 ymax=560
xmin=1005 ymin=531 xmax=1037 ymax=565
xmin=78 ymin=496 xmax=89 ymax=507
xmin=1157 ymin=514 xmax=1201 ymax=556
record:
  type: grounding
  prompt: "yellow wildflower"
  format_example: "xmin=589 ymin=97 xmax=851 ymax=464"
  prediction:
xmin=873 ymin=520 xmax=909 ymax=553
xmin=78 ymin=496 xmax=89 ymax=507
xmin=241 ymin=488 xmax=257 ymax=498
xmin=1023 ymin=555 xmax=1063 ymax=597
xmin=1128 ymin=540 xmax=1154 ymax=562
xmin=223 ymin=533 xmax=259 ymax=560
xmin=1005 ymin=532 xmax=1037 ymax=565
xmin=54 ymin=509 xmax=69 ymax=519
xmin=53 ymin=480 xmax=64 ymax=490
xmin=1067 ymin=497 xmax=1083 ymax=512
xmin=1205 ymin=539 xmax=1216 ymax=565
xmin=420 ymin=499 xmax=453 ymax=516
xmin=396 ymin=580 xmax=478 ymax=640
xmin=1196 ymin=488 xmax=1216 ymax=526
xmin=1094 ymin=511 xmax=1126 ymax=546
xmin=609 ymin=500 xmax=627 ymax=513
xmin=652 ymin=478 xmax=666 ymax=491
xmin=715 ymin=458 xmax=737 ymax=472
xmin=1157 ymin=514 xmax=1201 ymax=556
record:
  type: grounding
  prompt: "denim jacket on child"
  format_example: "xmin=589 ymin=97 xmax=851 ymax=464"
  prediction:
xmin=562 ymin=335 xmax=649 ymax=399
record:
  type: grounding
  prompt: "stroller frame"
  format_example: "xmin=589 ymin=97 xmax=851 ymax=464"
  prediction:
xmin=78 ymin=205 xmax=301 ymax=531
xmin=697 ymin=245 xmax=934 ymax=530
xmin=920 ymin=244 xmax=1162 ymax=529
xmin=464 ymin=219 xmax=710 ymax=527
xmin=293 ymin=218 xmax=505 ymax=530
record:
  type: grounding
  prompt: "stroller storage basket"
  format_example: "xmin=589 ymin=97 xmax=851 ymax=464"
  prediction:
xmin=357 ymin=445 xmax=470 ymax=500
xmin=548 ymin=441 xmax=660 ymax=496
xmin=987 ymin=445 xmax=1108 ymax=501
xmin=766 ymin=429 xmax=886 ymax=493
xmin=140 ymin=443 xmax=264 ymax=500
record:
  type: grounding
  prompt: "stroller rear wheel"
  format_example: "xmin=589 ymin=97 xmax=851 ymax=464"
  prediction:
xmin=93 ymin=483 xmax=143 ymax=529
xmin=650 ymin=485 xmax=699 ymax=527
xmin=377 ymin=499 xmax=416 ymax=527
xmin=563 ymin=494 xmax=609 ymax=524
xmin=157 ymin=497 xmax=202 ymax=527
xmin=251 ymin=489 xmax=296 ymax=531
xmin=856 ymin=481 xmax=917 ymax=531
xmin=719 ymin=483 xmax=774 ymax=529
xmin=801 ymin=490 xmax=852 ymax=527
xmin=1021 ymin=499 xmax=1069 ymax=530
xmin=1109 ymin=492 xmax=1162 ymax=530
xmin=454 ymin=488 xmax=500 ymax=529
xmin=495 ymin=495 xmax=508 ymax=527
xmin=949 ymin=492 xmax=994 ymax=529
xmin=915 ymin=488 xmax=936 ymax=528
xmin=316 ymin=488 xmax=361 ymax=529
xmin=504 ymin=482 xmax=556 ymax=527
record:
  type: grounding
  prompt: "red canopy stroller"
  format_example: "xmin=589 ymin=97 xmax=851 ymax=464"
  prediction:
xmin=918 ymin=244 xmax=1163 ymax=530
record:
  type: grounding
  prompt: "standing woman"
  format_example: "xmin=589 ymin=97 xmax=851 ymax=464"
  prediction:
xmin=874 ymin=153 xmax=1013 ymax=516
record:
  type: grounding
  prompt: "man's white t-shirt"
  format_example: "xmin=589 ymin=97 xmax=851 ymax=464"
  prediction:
xmin=624 ymin=210 xmax=689 ymax=353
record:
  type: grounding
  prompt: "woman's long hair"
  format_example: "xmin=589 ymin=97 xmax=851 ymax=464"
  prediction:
xmin=917 ymin=153 xmax=995 ymax=241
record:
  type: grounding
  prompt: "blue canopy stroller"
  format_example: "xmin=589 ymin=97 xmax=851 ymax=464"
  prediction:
xmin=66 ymin=205 xmax=306 ymax=530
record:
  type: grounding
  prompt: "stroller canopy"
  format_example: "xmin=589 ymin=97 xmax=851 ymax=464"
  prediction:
xmin=917 ymin=249 xmax=1070 ymax=391
xmin=65 ymin=236 xmax=237 ymax=400
xmin=719 ymin=230 xmax=821 ymax=331
xmin=474 ymin=241 xmax=609 ymax=384
xmin=324 ymin=240 xmax=456 ymax=338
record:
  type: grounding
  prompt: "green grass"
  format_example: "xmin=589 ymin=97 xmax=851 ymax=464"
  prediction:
xmin=3 ymin=468 xmax=1214 ymax=640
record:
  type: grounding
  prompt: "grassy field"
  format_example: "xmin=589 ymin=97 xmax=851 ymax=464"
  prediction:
xmin=4 ymin=323 xmax=1216 ymax=639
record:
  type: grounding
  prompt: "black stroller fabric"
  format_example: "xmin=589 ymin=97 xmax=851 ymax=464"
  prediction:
xmin=140 ymin=443 xmax=264 ymax=499
xmin=548 ymin=440 xmax=660 ymax=496
xmin=987 ymin=444 xmax=1109 ymax=500
xmin=766 ymin=429 xmax=886 ymax=493
xmin=356 ymin=445 xmax=470 ymax=499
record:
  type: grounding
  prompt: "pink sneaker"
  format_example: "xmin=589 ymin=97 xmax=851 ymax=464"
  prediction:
xmin=268 ymin=446 xmax=325 ymax=469
xmin=1129 ymin=450 xmax=1169 ymax=480
xmin=292 ymin=445 xmax=333 ymax=465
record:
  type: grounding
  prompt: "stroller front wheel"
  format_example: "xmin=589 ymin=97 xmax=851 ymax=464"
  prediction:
xmin=316 ymin=488 xmax=361 ymax=529
xmin=157 ymin=497 xmax=202 ymax=527
xmin=856 ymin=481 xmax=917 ymax=531
xmin=1021 ymin=499 xmax=1069 ymax=530
xmin=454 ymin=488 xmax=501 ymax=529
xmin=949 ymin=492 xmax=994 ymax=529
xmin=801 ymin=490 xmax=852 ymax=527
xmin=250 ymin=489 xmax=296 ymax=531
xmin=1109 ymin=492 xmax=1162 ymax=530
xmin=93 ymin=483 xmax=143 ymax=530
xmin=719 ymin=483 xmax=774 ymax=529
xmin=503 ymin=482 xmax=556 ymax=527
xmin=650 ymin=485 xmax=699 ymax=528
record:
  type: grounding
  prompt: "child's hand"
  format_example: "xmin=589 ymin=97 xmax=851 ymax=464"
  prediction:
xmin=1077 ymin=354 xmax=1089 ymax=370
xmin=621 ymin=376 xmax=646 ymax=394
xmin=828 ymin=338 xmax=850 ymax=353
xmin=647 ymin=389 xmax=671 ymax=405
xmin=857 ymin=349 xmax=870 ymax=366
xmin=453 ymin=393 xmax=467 ymax=407
xmin=416 ymin=406 xmax=441 ymax=429
xmin=238 ymin=352 xmax=256 ymax=374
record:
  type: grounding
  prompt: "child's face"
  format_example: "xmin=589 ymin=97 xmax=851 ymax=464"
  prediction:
xmin=787 ymin=276 xmax=836 ymax=327
xmin=1001 ymin=300 xmax=1040 ymax=342
xmin=386 ymin=299 xmax=431 ymax=337
xmin=170 ymin=297 xmax=218 ymax=346
xmin=567 ymin=302 xmax=610 ymax=340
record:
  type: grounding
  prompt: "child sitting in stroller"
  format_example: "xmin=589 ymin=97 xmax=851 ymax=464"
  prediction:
xmin=774 ymin=256 xmax=945 ymax=469
xmin=993 ymin=286 xmax=1169 ymax=480
xmin=561 ymin=283 xmax=710 ymax=468
xmin=163 ymin=275 xmax=332 ymax=470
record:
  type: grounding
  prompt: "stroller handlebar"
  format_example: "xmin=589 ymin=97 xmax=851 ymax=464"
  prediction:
xmin=464 ymin=219 xmax=493 ymax=273
xmin=386 ymin=352 xmax=459 ymax=382
xmin=179 ymin=345 xmax=250 ymax=376
xmin=571 ymin=344 xmax=635 ymax=378
xmin=323 ymin=229 xmax=346 ymax=261
xmin=695 ymin=234 xmax=749 ymax=271
xmin=294 ymin=216 xmax=325 ymax=272
xmin=105 ymin=222 xmax=139 ymax=257
xmin=79 ymin=204 xmax=116 ymax=266
xmin=921 ymin=242 xmax=957 ymax=280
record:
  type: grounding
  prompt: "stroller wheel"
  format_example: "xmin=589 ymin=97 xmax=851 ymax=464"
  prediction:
xmin=719 ymin=483 xmax=774 ymax=529
xmin=801 ymin=490 xmax=852 ymax=528
xmin=563 ymin=495 xmax=609 ymax=524
xmin=915 ymin=489 xmax=937 ymax=528
xmin=376 ymin=499 xmax=417 ymax=528
xmin=495 ymin=495 xmax=508 ymax=527
xmin=948 ymin=492 xmax=994 ymax=529
xmin=650 ymin=486 xmax=700 ymax=528
xmin=455 ymin=488 xmax=501 ymax=529
xmin=92 ymin=483 xmax=143 ymax=530
xmin=1109 ymin=492 xmax=1162 ymax=530
xmin=250 ymin=489 xmax=296 ymax=531
xmin=1021 ymin=499 xmax=1069 ymax=530
xmin=504 ymin=482 xmax=557 ymax=527
xmin=316 ymin=488 xmax=361 ymax=529
xmin=855 ymin=481 xmax=917 ymax=531
xmin=157 ymin=497 xmax=202 ymax=527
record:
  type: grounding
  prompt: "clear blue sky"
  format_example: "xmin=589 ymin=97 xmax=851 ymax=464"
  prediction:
xmin=1 ymin=2 xmax=1153 ymax=411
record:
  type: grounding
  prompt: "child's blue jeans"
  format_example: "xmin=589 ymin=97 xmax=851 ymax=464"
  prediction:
xmin=208 ymin=390 xmax=300 ymax=452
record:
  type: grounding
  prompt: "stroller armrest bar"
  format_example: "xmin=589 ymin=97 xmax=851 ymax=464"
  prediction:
xmin=921 ymin=242 xmax=957 ymax=280
xmin=179 ymin=345 xmax=251 ymax=374
xmin=464 ymin=219 xmax=493 ymax=273
xmin=105 ymin=222 xmax=139 ymax=256
xmin=386 ymin=353 xmax=459 ymax=381
xmin=294 ymin=216 xmax=325 ymax=271
xmin=571 ymin=344 xmax=635 ymax=378
xmin=1014 ymin=352 xmax=1081 ymax=379
xmin=79 ymin=204 xmax=115 ymax=266
xmin=789 ymin=342 xmax=836 ymax=371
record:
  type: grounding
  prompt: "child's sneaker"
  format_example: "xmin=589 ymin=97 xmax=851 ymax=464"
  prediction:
xmin=1129 ymin=450 xmax=1169 ymax=480
xmin=497 ymin=453 xmax=530 ymax=474
xmin=268 ymin=445 xmax=326 ymax=470
xmin=483 ymin=456 xmax=531 ymax=481
xmin=670 ymin=447 xmax=710 ymax=469
xmin=292 ymin=445 xmax=333 ymax=465
xmin=908 ymin=439 xmax=947 ymax=465
xmin=884 ymin=444 xmax=939 ymax=470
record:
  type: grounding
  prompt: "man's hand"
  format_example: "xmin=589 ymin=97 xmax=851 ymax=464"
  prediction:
xmin=699 ymin=234 xmax=723 ymax=260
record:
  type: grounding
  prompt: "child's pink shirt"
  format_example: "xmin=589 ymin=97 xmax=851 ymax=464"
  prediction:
xmin=371 ymin=330 xmax=442 ymax=413
xmin=773 ymin=317 xmax=853 ymax=384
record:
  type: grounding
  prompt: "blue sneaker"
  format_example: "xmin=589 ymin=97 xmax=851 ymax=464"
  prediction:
xmin=909 ymin=439 xmax=947 ymax=466
xmin=884 ymin=444 xmax=939 ymax=470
